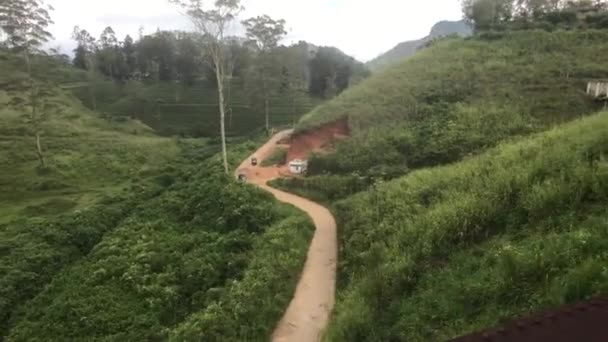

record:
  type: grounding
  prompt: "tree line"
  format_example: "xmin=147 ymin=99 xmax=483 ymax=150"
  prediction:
xmin=462 ymin=0 xmax=608 ymax=31
xmin=70 ymin=25 xmax=369 ymax=99
xmin=1 ymin=0 xmax=369 ymax=173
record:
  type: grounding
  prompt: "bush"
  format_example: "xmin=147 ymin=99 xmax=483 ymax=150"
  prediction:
xmin=5 ymin=155 xmax=314 ymax=341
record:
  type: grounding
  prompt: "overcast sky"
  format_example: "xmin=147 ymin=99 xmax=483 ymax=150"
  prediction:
xmin=46 ymin=0 xmax=463 ymax=62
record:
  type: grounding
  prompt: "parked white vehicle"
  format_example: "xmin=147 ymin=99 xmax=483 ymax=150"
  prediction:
xmin=289 ymin=159 xmax=308 ymax=175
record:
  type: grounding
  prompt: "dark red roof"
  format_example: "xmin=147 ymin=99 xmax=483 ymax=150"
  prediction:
xmin=451 ymin=298 xmax=608 ymax=342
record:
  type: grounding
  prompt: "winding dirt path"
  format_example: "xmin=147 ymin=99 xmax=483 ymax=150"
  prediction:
xmin=235 ymin=130 xmax=337 ymax=342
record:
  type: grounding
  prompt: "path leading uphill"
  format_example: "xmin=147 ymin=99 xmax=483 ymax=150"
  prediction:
xmin=235 ymin=130 xmax=337 ymax=342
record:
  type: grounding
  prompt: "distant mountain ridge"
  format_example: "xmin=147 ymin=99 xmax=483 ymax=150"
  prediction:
xmin=367 ymin=20 xmax=472 ymax=72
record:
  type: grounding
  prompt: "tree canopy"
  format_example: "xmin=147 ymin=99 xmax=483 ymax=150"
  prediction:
xmin=462 ymin=0 xmax=608 ymax=31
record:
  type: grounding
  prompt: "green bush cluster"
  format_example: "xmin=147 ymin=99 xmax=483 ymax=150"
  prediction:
xmin=324 ymin=112 xmax=608 ymax=341
xmin=70 ymin=80 xmax=320 ymax=137
xmin=4 ymin=155 xmax=313 ymax=341
xmin=0 ymin=195 xmax=136 ymax=335
xmin=170 ymin=208 xmax=313 ymax=341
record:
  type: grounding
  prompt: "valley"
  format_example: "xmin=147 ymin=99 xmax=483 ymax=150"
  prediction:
xmin=2 ymin=0 xmax=608 ymax=341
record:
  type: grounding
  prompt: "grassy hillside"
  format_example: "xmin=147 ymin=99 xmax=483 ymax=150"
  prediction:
xmin=366 ymin=20 xmax=471 ymax=72
xmin=297 ymin=30 xmax=607 ymax=184
xmin=326 ymin=111 xmax=608 ymax=341
xmin=4 ymin=157 xmax=313 ymax=341
xmin=0 ymin=92 xmax=182 ymax=224
xmin=1 ymin=51 xmax=315 ymax=341
xmin=69 ymin=79 xmax=321 ymax=137
xmin=274 ymin=29 xmax=608 ymax=340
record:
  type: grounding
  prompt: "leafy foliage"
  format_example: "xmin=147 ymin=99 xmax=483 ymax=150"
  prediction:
xmin=0 ymin=194 xmax=138 ymax=335
xmin=462 ymin=0 xmax=608 ymax=32
xmin=4 ymin=150 xmax=313 ymax=341
xmin=297 ymin=30 xmax=607 ymax=187
xmin=0 ymin=0 xmax=53 ymax=51
xmin=324 ymin=112 xmax=608 ymax=341
xmin=169 ymin=209 xmax=313 ymax=341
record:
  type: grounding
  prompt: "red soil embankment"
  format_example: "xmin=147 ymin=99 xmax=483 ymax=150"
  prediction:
xmin=285 ymin=118 xmax=349 ymax=162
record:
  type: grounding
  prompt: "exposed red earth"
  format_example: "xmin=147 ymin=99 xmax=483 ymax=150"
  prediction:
xmin=284 ymin=118 xmax=349 ymax=162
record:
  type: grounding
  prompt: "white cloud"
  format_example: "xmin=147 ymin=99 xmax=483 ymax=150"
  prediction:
xmin=46 ymin=0 xmax=462 ymax=61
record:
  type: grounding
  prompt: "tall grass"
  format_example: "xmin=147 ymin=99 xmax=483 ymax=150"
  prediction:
xmin=324 ymin=112 xmax=608 ymax=341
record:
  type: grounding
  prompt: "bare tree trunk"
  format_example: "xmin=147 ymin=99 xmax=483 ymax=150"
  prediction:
xmin=291 ymin=96 xmax=296 ymax=128
xmin=35 ymin=130 xmax=45 ymax=167
xmin=215 ymin=65 xmax=229 ymax=174
xmin=87 ymin=57 xmax=97 ymax=111
xmin=229 ymin=107 xmax=233 ymax=129
xmin=265 ymin=97 xmax=270 ymax=133
xmin=24 ymin=50 xmax=46 ymax=168
xmin=89 ymin=82 xmax=97 ymax=111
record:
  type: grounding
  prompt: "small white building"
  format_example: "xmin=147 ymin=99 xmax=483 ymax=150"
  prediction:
xmin=289 ymin=159 xmax=308 ymax=175
xmin=587 ymin=81 xmax=608 ymax=99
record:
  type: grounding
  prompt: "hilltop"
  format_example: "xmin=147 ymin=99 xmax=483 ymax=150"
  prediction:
xmin=366 ymin=20 xmax=472 ymax=72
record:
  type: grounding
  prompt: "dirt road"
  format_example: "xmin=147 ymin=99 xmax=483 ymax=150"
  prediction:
xmin=235 ymin=130 xmax=337 ymax=342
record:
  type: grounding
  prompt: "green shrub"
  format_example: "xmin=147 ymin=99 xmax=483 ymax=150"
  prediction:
xmin=170 ymin=208 xmax=313 ymax=341
xmin=5 ymin=154 xmax=314 ymax=341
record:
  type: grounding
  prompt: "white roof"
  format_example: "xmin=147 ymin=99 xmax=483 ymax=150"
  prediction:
xmin=289 ymin=159 xmax=308 ymax=166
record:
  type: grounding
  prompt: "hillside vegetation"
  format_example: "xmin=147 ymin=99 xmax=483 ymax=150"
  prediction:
xmin=1 ymin=44 xmax=314 ymax=340
xmin=4 ymin=155 xmax=313 ymax=341
xmin=295 ymin=30 xmax=607 ymax=188
xmin=273 ymin=26 xmax=608 ymax=341
xmin=0 ymin=52 xmax=180 ymax=223
xmin=69 ymin=79 xmax=321 ymax=137
xmin=325 ymin=111 xmax=608 ymax=341
xmin=1 ymin=82 xmax=314 ymax=340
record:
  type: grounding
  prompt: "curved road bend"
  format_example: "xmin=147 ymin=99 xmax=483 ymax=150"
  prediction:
xmin=235 ymin=130 xmax=337 ymax=342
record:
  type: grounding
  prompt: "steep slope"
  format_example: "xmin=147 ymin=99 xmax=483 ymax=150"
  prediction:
xmin=325 ymin=111 xmax=608 ymax=341
xmin=280 ymin=29 xmax=608 ymax=341
xmin=366 ymin=20 xmax=471 ymax=72
xmin=298 ymin=30 xmax=607 ymax=181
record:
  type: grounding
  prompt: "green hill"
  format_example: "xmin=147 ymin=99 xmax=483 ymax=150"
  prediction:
xmin=366 ymin=20 xmax=472 ymax=72
xmin=326 ymin=111 xmax=608 ymax=341
xmin=0 ymin=58 xmax=179 ymax=224
xmin=277 ymin=29 xmax=608 ymax=340
xmin=298 ymin=30 xmax=607 ymax=180
xmin=0 ymin=50 xmax=314 ymax=340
